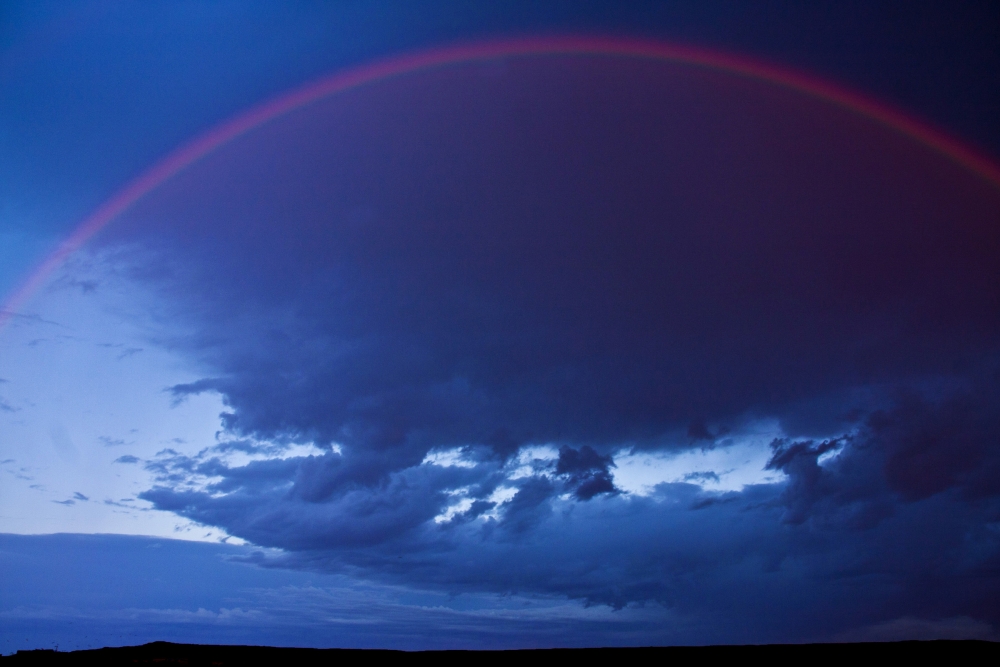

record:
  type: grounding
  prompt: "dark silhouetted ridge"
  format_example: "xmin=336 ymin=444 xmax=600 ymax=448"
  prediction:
xmin=3 ymin=641 xmax=997 ymax=665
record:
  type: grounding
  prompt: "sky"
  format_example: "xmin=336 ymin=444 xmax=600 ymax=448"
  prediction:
xmin=2 ymin=0 xmax=1000 ymax=653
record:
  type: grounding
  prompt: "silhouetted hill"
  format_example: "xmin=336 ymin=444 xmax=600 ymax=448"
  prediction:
xmin=3 ymin=640 xmax=997 ymax=665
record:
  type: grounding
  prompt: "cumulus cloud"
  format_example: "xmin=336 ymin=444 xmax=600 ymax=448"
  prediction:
xmin=88 ymin=55 xmax=1000 ymax=638
xmin=136 ymin=383 xmax=1000 ymax=626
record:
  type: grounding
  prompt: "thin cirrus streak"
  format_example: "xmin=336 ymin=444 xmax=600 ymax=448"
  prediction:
xmin=3 ymin=35 xmax=1000 ymax=330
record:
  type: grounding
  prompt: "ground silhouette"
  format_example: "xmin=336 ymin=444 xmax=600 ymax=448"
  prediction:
xmin=3 ymin=641 xmax=996 ymax=665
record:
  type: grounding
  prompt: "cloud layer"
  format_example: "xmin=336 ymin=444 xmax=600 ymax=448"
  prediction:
xmin=90 ymin=55 xmax=1000 ymax=639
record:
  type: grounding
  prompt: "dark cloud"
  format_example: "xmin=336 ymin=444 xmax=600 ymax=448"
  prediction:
xmin=870 ymin=377 xmax=1000 ymax=502
xmin=686 ymin=422 xmax=711 ymax=441
xmin=94 ymin=55 xmax=1000 ymax=637
xmin=167 ymin=379 xmax=220 ymax=407
xmin=113 ymin=455 xmax=139 ymax=464
xmin=766 ymin=437 xmax=854 ymax=526
xmin=0 ymin=311 xmax=64 ymax=327
xmin=764 ymin=374 xmax=1000 ymax=531
xmin=135 ymin=411 xmax=1000 ymax=629
xmin=110 ymin=57 xmax=1000 ymax=458
xmin=141 ymin=447 xmax=487 ymax=550
xmin=682 ymin=471 xmax=720 ymax=484
xmin=555 ymin=446 xmax=618 ymax=500
xmin=49 ymin=275 xmax=100 ymax=294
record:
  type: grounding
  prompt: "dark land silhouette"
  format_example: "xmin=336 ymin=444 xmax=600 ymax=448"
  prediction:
xmin=3 ymin=641 xmax=997 ymax=665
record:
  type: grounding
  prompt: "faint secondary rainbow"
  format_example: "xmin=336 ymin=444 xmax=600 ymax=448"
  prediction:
xmin=3 ymin=35 xmax=1000 ymax=329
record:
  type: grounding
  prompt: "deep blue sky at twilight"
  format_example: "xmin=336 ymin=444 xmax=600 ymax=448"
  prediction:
xmin=2 ymin=0 xmax=1000 ymax=653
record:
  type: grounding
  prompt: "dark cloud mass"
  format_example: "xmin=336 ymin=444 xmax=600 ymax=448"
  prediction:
xmin=556 ymin=445 xmax=618 ymax=500
xmin=93 ymin=55 xmax=1000 ymax=638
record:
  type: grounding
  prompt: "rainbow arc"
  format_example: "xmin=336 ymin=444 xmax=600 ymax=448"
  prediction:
xmin=3 ymin=35 xmax=999 ymax=329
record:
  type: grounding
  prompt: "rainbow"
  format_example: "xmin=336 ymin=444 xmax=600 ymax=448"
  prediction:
xmin=3 ymin=35 xmax=999 ymax=329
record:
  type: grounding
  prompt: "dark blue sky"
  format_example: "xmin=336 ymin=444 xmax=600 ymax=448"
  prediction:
xmin=2 ymin=0 xmax=1000 ymax=653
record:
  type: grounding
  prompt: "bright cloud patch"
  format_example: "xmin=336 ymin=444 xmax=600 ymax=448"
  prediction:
xmin=613 ymin=423 xmax=788 ymax=494
xmin=422 ymin=448 xmax=478 ymax=469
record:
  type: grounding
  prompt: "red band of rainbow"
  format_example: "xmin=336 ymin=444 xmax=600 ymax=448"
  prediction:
xmin=3 ymin=35 xmax=999 ymax=329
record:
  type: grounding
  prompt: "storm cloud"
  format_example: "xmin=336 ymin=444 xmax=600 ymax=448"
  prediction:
xmin=89 ymin=54 xmax=1000 ymax=638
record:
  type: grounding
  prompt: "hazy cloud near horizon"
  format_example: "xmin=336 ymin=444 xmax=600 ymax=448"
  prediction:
xmin=1 ymin=531 xmax=997 ymax=652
